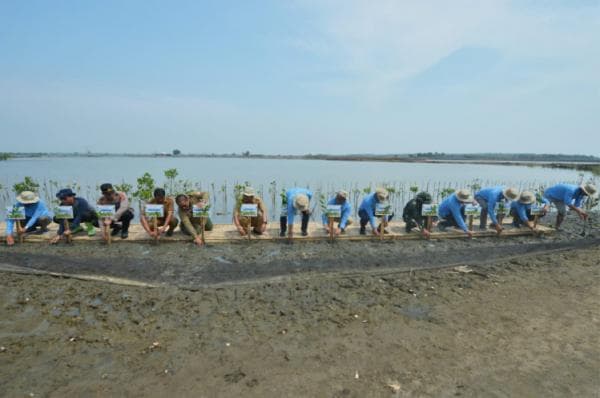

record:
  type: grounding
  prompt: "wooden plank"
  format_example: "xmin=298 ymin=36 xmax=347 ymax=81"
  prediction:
xmin=0 ymin=219 xmax=554 ymax=244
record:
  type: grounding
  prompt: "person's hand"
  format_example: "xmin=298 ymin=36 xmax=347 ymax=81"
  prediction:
xmin=288 ymin=230 xmax=294 ymax=239
xmin=579 ymin=211 xmax=588 ymax=221
xmin=260 ymin=222 xmax=267 ymax=233
xmin=372 ymin=228 xmax=380 ymax=236
xmin=64 ymin=230 xmax=72 ymax=237
xmin=494 ymin=224 xmax=503 ymax=234
xmin=466 ymin=230 xmax=473 ymax=239
xmin=6 ymin=235 xmax=15 ymax=246
xmin=103 ymin=219 xmax=112 ymax=226
xmin=237 ymin=227 xmax=247 ymax=236
xmin=50 ymin=235 xmax=61 ymax=244
xmin=159 ymin=226 xmax=167 ymax=235
xmin=334 ymin=227 xmax=341 ymax=236
xmin=422 ymin=229 xmax=431 ymax=239
xmin=193 ymin=236 xmax=204 ymax=246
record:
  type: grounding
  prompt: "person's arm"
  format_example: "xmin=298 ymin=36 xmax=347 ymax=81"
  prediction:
xmin=140 ymin=212 xmax=152 ymax=234
xmin=113 ymin=192 xmax=129 ymax=221
xmin=258 ymin=200 xmax=268 ymax=223
xmin=368 ymin=199 xmax=377 ymax=229
xmin=70 ymin=199 xmax=85 ymax=230
xmin=451 ymin=203 xmax=469 ymax=233
xmin=6 ymin=219 xmax=15 ymax=235
xmin=232 ymin=206 xmax=245 ymax=234
xmin=179 ymin=210 xmax=197 ymax=239
xmin=488 ymin=199 xmax=499 ymax=225
xmin=287 ymin=198 xmax=295 ymax=225
xmin=24 ymin=203 xmax=42 ymax=229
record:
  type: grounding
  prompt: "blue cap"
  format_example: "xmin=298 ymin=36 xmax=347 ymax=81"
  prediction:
xmin=56 ymin=188 xmax=76 ymax=199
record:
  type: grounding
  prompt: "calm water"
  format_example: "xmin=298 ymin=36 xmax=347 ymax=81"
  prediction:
xmin=1 ymin=157 xmax=592 ymax=222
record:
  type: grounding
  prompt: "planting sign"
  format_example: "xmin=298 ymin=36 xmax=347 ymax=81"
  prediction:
xmin=97 ymin=205 xmax=116 ymax=218
xmin=55 ymin=206 xmax=74 ymax=219
xmin=240 ymin=204 xmax=258 ymax=217
xmin=145 ymin=204 xmax=164 ymax=218
xmin=464 ymin=204 xmax=481 ymax=216
xmin=6 ymin=206 xmax=26 ymax=220
xmin=421 ymin=204 xmax=438 ymax=217
xmin=193 ymin=204 xmax=210 ymax=218
xmin=375 ymin=203 xmax=392 ymax=216
xmin=325 ymin=204 xmax=342 ymax=218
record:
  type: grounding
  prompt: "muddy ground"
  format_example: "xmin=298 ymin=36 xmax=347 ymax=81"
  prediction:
xmin=0 ymin=215 xmax=599 ymax=397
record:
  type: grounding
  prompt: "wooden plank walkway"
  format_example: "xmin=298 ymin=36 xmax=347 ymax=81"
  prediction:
xmin=1 ymin=219 xmax=554 ymax=244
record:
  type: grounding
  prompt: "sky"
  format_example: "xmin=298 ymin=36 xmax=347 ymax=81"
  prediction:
xmin=1 ymin=0 xmax=599 ymax=155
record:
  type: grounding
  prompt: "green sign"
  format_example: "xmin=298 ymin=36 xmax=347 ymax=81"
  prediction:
xmin=55 ymin=206 xmax=74 ymax=219
xmin=325 ymin=204 xmax=342 ymax=218
xmin=192 ymin=204 xmax=210 ymax=218
xmin=240 ymin=204 xmax=258 ymax=217
xmin=464 ymin=204 xmax=481 ymax=216
xmin=145 ymin=204 xmax=164 ymax=218
xmin=375 ymin=203 xmax=392 ymax=216
xmin=97 ymin=205 xmax=116 ymax=218
xmin=421 ymin=204 xmax=438 ymax=217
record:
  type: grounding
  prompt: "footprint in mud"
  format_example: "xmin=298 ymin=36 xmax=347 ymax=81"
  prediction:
xmin=224 ymin=369 xmax=246 ymax=383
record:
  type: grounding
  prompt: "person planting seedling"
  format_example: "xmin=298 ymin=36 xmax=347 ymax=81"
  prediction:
xmin=280 ymin=187 xmax=313 ymax=239
xmin=140 ymin=188 xmax=179 ymax=240
xmin=543 ymin=183 xmax=597 ymax=230
xmin=437 ymin=189 xmax=474 ymax=238
xmin=233 ymin=186 xmax=268 ymax=237
xmin=402 ymin=191 xmax=434 ymax=238
xmin=321 ymin=190 xmax=352 ymax=237
xmin=509 ymin=191 xmax=549 ymax=233
xmin=474 ymin=186 xmax=519 ymax=234
xmin=5 ymin=191 xmax=52 ymax=246
xmin=97 ymin=183 xmax=134 ymax=239
xmin=50 ymin=189 xmax=98 ymax=244
xmin=358 ymin=187 xmax=394 ymax=236
xmin=176 ymin=191 xmax=213 ymax=246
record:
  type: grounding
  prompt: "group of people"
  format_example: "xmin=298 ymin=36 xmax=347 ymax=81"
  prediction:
xmin=4 ymin=181 xmax=597 ymax=246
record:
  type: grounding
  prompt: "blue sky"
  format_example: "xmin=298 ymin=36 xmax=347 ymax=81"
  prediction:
xmin=1 ymin=0 xmax=599 ymax=155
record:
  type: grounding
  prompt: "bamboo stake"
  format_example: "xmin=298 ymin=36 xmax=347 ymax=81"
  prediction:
xmin=200 ymin=217 xmax=206 ymax=245
xmin=246 ymin=216 xmax=251 ymax=241
xmin=64 ymin=219 xmax=72 ymax=243
xmin=153 ymin=217 xmax=158 ymax=245
xmin=328 ymin=217 xmax=334 ymax=243
xmin=468 ymin=215 xmax=474 ymax=231
xmin=16 ymin=221 xmax=24 ymax=244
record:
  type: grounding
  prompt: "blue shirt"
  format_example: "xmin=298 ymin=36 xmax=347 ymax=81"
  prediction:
xmin=475 ymin=186 xmax=506 ymax=225
xmin=57 ymin=197 xmax=95 ymax=235
xmin=510 ymin=197 xmax=550 ymax=222
xmin=321 ymin=197 xmax=352 ymax=229
xmin=285 ymin=188 xmax=313 ymax=225
xmin=6 ymin=200 xmax=53 ymax=235
xmin=438 ymin=194 xmax=468 ymax=232
xmin=358 ymin=193 xmax=389 ymax=228
xmin=543 ymin=184 xmax=585 ymax=208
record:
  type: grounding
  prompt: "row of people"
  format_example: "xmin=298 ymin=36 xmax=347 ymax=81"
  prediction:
xmin=4 ymin=182 xmax=596 ymax=246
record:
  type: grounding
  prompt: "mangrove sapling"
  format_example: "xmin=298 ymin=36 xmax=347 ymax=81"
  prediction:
xmin=13 ymin=176 xmax=40 ymax=194
xmin=163 ymin=168 xmax=178 ymax=195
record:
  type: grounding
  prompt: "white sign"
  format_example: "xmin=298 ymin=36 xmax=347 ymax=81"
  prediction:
xmin=464 ymin=204 xmax=481 ymax=216
xmin=6 ymin=206 xmax=26 ymax=220
xmin=375 ymin=203 xmax=392 ymax=216
xmin=192 ymin=204 xmax=210 ymax=218
xmin=495 ymin=201 xmax=510 ymax=215
xmin=55 ymin=206 xmax=74 ymax=219
xmin=240 ymin=203 xmax=258 ymax=217
xmin=145 ymin=204 xmax=164 ymax=218
xmin=531 ymin=204 xmax=545 ymax=216
xmin=325 ymin=204 xmax=342 ymax=218
xmin=421 ymin=204 xmax=438 ymax=217
xmin=97 ymin=205 xmax=116 ymax=218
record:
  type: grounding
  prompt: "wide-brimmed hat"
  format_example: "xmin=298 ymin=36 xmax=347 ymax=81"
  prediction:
xmin=375 ymin=187 xmax=388 ymax=201
xmin=503 ymin=187 xmax=519 ymax=201
xmin=337 ymin=190 xmax=348 ymax=199
xmin=56 ymin=188 xmax=76 ymax=199
xmin=16 ymin=191 xmax=40 ymax=204
xmin=519 ymin=191 xmax=536 ymax=205
xmin=293 ymin=193 xmax=309 ymax=211
xmin=455 ymin=189 xmax=473 ymax=203
xmin=581 ymin=183 xmax=597 ymax=196
xmin=242 ymin=186 xmax=255 ymax=197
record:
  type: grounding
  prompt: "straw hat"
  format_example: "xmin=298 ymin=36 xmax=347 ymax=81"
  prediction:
xmin=581 ymin=183 xmax=597 ymax=196
xmin=337 ymin=190 xmax=348 ymax=199
xmin=242 ymin=186 xmax=255 ymax=197
xmin=375 ymin=187 xmax=388 ymax=201
xmin=518 ymin=191 xmax=536 ymax=205
xmin=16 ymin=191 xmax=40 ymax=204
xmin=294 ymin=193 xmax=309 ymax=211
xmin=455 ymin=189 xmax=473 ymax=202
xmin=503 ymin=187 xmax=519 ymax=201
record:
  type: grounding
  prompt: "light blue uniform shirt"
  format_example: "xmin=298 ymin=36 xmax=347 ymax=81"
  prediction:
xmin=6 ymin=200 xmax=53 ymax=235
xmin=510 ymin=197 xmax=550 ymax=222
xmin=285 ymin=188 xmax=313 ymax=225
xmin=438 ymin=194 xmax=468 ymax=232
xmin=359 ymin=193 xmax=389 ymax=229
xmin=543 ymin=184 xmax=584 ymax=208
xmin=321 ymin=197 xmax=352 ymax=229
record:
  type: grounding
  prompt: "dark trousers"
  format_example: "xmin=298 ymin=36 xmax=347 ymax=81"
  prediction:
xmin=16 ymin=216 xmax=51 ymax=232
xmin=280 ymin=212 xmax=309 ymax=234
xmin=439 ymin=208 xmax=466 ymax=229
xmin=109 ymin=210 xmax=134 ymax=232
xmin=359 ymin=209 xmax=395 ymax=229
